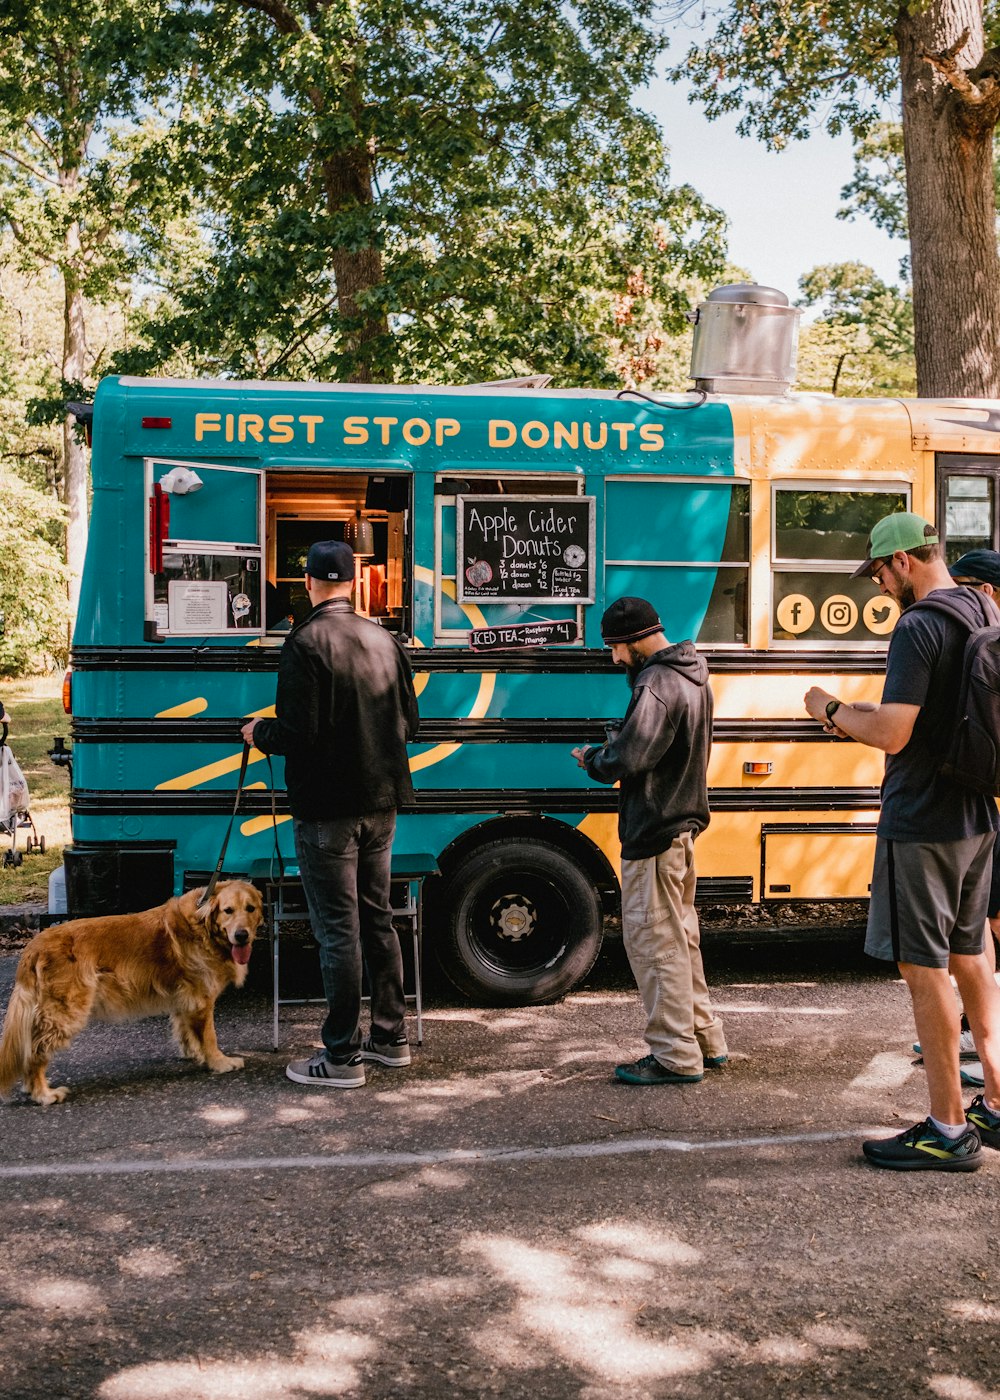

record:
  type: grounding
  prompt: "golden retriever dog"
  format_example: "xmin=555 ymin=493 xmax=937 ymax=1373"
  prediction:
xmin=0 ymin=880 xmax=263 ymax=1105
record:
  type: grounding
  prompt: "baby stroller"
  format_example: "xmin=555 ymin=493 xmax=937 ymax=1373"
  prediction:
xmin=0 ymin=722 xmax=45 ymax=867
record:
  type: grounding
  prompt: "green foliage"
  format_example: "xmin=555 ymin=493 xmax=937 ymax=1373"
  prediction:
xmin=116 ymin=0 xmax=727 ymax=386
xmin=838 ymin=122 xmax=909 ymax=242
xmin=668 ymin=0 xmax=902 ymax=148
xmin=0 ymin=470 xmax=69 ymax=674
xmin=797 ymin=262 xmax=915 ymax=396
xmin=0 ymin=676 xmax=70 ymax=907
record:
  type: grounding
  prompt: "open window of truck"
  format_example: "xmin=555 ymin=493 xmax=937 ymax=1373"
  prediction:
xmin=144 ymin=461 xmax=412 ymax=640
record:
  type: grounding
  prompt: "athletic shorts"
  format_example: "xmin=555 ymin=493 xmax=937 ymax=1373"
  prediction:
xmin=865 ymin=832 xmax=994 ymax=968
xmin=990 ymin=829 xmax=1000 ymax=921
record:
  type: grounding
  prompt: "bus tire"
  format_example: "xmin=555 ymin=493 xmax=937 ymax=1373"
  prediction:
xmin=435 ymin=838 xmax=603 ymax=1005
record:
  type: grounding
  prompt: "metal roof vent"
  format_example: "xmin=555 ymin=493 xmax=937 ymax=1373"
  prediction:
xmin=689 ymin=284 xmax=801 ymax=395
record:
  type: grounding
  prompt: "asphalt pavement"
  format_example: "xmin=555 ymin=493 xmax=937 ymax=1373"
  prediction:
xmin=1 ymin=931 xmax=998 ymax=1400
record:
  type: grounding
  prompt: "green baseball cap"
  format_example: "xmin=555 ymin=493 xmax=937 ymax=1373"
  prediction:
xmin=851 ymin=512 xmax=939 ymax=579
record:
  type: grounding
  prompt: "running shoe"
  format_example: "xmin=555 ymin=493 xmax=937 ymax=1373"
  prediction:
xmin=862 ymin=1118 xmax=982 ymax=1172
xmin=966 ymin=1094 xmax=1000 ymax=1148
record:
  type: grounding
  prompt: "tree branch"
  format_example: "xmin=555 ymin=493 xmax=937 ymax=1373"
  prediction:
xmin=24 ymin=120 xmax=59 ymax=163
xmin=1 ymin=446 xmax=58 ymax=461
xmin=262 ymin=292 xmax=340 ymax=375
xmin=227 ymin=0 xmax=302 ymax=37
xmin=0 ymin=147 xmax=59 ymax=186
xmin=923 ymin=30 xmax=1000 ymax=105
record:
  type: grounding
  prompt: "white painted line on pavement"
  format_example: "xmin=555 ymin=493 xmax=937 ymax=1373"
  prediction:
xmin=0 ymin=1129 xmax=873 ymax=1181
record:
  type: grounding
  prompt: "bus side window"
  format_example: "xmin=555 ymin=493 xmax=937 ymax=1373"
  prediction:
xmin=771 ymin=486 xmax=909 ymax=645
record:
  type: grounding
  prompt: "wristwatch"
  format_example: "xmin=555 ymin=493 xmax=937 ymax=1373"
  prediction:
xmin=825 ymin=699 xmax=842 ymax=724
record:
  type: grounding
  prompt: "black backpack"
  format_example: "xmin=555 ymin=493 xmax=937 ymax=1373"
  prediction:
xmin=911 ymin=589 xmax=1000 ymax=796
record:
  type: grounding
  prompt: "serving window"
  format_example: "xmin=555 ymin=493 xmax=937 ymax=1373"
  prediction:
xmin=771 ymin=485 xmax=909 ymax=646
xmin=266 ymin=471 xmax=411 ymax=637
xmin=144 ymin=459 xmax=411 ymax=640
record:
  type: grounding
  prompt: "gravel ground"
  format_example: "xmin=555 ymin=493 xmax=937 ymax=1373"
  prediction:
xmin=1 ymin=930 xmax=997 ymax=1400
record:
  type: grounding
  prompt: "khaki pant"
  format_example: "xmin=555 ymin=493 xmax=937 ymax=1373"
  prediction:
xmin=620 ymin=832 xmax=727 ymax=1075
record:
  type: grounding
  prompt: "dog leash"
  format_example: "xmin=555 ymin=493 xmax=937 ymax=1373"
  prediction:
xmin=199 ymin=741 xmax=250 ymax=907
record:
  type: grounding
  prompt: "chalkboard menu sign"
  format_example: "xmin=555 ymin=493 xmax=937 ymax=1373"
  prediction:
xmin=456 ymin=495 xmax=596 ymax=604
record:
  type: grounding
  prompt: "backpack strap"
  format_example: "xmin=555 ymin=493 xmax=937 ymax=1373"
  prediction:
xmin=908 ymin=589 xmax=998 ymax=633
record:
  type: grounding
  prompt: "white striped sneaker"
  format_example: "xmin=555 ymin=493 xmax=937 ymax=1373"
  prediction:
xmin=359 ymin=1034 xmax=411 ymax=1067
xmin=286 ymin=1052 xmax=365 ymax=1088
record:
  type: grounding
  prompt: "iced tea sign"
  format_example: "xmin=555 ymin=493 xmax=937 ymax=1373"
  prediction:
xmin=457 ymin=495 xmax=596 ymax=603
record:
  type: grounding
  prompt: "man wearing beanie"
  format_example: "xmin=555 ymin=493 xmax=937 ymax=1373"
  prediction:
xmin=242 ymin=539 xmax=419 ymax=1090
xmin=572 ymin=596 xmax=727 ymax=1084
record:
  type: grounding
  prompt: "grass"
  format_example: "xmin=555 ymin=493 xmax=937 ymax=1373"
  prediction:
xmin=0 ymin=675 xmax=71 ymax=906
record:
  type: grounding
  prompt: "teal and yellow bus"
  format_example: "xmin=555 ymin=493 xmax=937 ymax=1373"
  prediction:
xmin=62 ymin=365 xmax=1000 ymax=1000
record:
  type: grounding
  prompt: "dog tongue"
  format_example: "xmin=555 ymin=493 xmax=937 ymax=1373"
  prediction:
xmin=231 ymin=944 xmax=252 ymax=966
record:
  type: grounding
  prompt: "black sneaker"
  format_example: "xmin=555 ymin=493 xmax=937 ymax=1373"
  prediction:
xmin=614 ymin=1054 xmax=703 ymax=1086
xmin=359 ymin=1033 xmax=411 ymax=1068
xmin=966 ymin=1094 xmax=1000 ymax=1148
xmin=862 ymin=1118 xmax=982 ymax=1172
xmin=285 ymin=1052 xmax=365 ymax=1088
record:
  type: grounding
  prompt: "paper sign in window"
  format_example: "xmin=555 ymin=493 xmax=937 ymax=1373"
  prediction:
xmin=168 ymin=580 xmax=229 ymax=633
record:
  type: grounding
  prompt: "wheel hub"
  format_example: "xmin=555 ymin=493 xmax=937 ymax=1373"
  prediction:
xmin=490 ymin=895 xmax=537 ymax=942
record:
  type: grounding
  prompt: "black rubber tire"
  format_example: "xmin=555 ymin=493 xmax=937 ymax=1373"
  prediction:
xmin=435 ymin=838 xmax=604 ymax=1005
xmin=38 ymin=835 xmax=46 ymax=854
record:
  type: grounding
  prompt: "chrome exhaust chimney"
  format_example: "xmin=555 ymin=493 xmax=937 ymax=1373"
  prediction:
xmin=689 ymin=284 xmax=800 ymax=395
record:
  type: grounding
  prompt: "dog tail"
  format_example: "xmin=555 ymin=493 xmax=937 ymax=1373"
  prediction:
xmin=0 ymin=959 xmax=39 ymax=1097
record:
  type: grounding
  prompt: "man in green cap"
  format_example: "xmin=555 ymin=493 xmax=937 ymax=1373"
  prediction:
xmin=805 ymin=511 xmax=1000 ymax=1171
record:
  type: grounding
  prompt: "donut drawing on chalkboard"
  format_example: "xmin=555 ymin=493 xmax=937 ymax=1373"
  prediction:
xmin=465 ymin=558 xmax=493 ymax=588
xmin=563 ymin=545 xmax=586 ymax=569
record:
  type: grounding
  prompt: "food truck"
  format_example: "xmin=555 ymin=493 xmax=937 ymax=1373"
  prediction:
xmin=59 ymin=285 xmax=1000 ymax=1001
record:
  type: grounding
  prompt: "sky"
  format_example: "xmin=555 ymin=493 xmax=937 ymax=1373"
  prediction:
xmin=643 ymin=70 xmax=906 ymax=302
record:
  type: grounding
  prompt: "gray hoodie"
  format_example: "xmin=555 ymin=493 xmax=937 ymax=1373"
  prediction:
xmin=584 ymin=642 xmax=712 ymax=860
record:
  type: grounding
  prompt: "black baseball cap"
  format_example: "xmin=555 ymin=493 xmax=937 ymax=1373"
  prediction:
xmin=949 ymin=549 xmax=1000 ymax=588
xmin=305 ymin=540 xmax=354 ymax=581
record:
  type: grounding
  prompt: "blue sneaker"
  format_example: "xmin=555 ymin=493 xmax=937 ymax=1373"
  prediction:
xmin=703 ymin=1054 xmax=729 ymax=1069
xmin=614 ymin=1054 xmax=703 ymax=1086
xmin=862 ymin=1118 xmax=982 ymax=1172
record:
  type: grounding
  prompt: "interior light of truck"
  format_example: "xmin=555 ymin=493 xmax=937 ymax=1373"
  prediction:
xmin=141 ymin=417 xmax=172 ymax=428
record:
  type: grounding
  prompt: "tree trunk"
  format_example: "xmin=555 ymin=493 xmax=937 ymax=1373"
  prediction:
xmin=62 ymin=230 xmax=88 ymax=621
xmin=895 ymin=0 xmax=1000 ymax=397
xmin=322 ymin=149 xmax=389 ymax=383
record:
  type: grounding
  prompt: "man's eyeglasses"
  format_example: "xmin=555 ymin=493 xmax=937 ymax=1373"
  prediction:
xmin=870 ymin=559 xmax=891 ymax=584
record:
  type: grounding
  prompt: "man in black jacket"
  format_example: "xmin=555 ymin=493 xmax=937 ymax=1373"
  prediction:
xmin=242 ymin=540 xmax=419 ymax=1089
xmin=573 ymin=596 xmax=727 ymax=1085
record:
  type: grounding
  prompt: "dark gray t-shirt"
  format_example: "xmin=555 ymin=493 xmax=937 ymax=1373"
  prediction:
xmin=879 ymin=586 xmax=999 ymax=841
